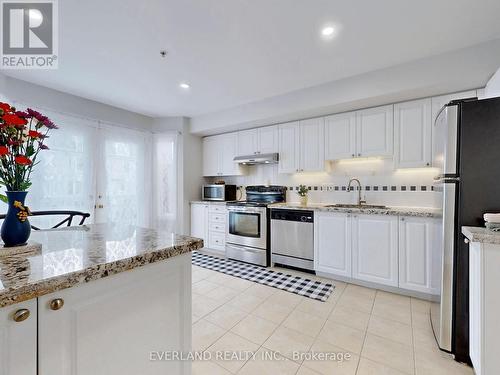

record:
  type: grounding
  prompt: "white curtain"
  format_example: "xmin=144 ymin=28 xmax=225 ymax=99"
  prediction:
xmin=97 ymin=124 xmax=152 ymax=227
xmin=26 ymin=111 xmax=97 ymax=229
xmin=4 ymin=103 xmax=156 ymax=229
xmin=152 ymin=132 xmax=178 ymax=232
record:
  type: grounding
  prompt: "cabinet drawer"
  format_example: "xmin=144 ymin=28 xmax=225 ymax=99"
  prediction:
xmin=209 ymin=213 xmax=226 ymax=224
xmin=209 ymin=222 xmax=226 ymax=233
xmin=209 ymin=205 xmax=227 ymax=214
xmin=209 ymin=232 xmax=226 ymax=251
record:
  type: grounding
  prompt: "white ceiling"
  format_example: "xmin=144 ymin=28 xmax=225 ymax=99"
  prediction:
xmin=5 ymin=0 xmax=500 ymax=118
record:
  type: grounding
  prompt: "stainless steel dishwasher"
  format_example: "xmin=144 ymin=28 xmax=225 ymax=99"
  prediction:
xmin=270 ymin=209 xmax=314 ymax=271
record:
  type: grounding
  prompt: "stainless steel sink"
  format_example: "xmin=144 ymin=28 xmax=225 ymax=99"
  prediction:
xmin=324 ymin=204 xmax=388 ymax=209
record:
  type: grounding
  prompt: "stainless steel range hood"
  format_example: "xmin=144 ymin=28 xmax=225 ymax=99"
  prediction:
xmin=233 ymin=153 xmax=279 ymax=165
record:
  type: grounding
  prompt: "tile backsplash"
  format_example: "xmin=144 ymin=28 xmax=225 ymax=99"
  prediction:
xmin=206 ymin=159 xmax=440 ymax=208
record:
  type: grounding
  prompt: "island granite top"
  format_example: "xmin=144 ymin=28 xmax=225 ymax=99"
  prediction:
xmin=462 ymin=226 xmax=500 ymax=245
xmin=0 ymin=224 xmax=203 ymax=308
xmin=269 ymin=203 xmax=442 ymax=218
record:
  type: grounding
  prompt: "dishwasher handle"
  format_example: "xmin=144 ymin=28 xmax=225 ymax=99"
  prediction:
xmin=271 ymin=209 xmax=314 ymax=223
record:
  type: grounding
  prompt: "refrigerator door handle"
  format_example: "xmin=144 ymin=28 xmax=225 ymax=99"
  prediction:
xmin=431 ymin=181 xmax=456 ymax=352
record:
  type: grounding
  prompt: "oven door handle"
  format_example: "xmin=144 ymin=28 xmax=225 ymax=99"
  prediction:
xmin=227 ymin=208 xmax=265 ymax=214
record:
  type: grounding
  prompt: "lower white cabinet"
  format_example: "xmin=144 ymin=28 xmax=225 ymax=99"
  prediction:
xmin=38 ymin=256 xmax=191 ymax=375
xmin=314 ymin=212 xmax=352 ymax=277
xmin=468 ymin=240 xmax=500 ymax=375
xmin=190 ymin=203 xmax=226 ymax=252
xmin=352 ymin=214 xmax=399 ymax=287
xmin=190 ymin=203 xmax=209 ymax=246
xmin=398 ymin=216 xmax=440 ymax=294
xmin=315 ymin=212 xmax=440 ymax=295
xmin=0 ymin=299 xmax=37 ymax=375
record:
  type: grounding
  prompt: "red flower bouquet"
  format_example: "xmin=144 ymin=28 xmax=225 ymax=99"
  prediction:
xmin=0 ymin=102 xmax=58 ymax=200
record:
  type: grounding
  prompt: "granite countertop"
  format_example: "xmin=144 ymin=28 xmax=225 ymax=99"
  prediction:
xmin=190 ymin=200 xmax=227 ymax=205
xmin=0 ymin=224 xmax=203 ymax=308
xmin=269 ymin=203 xmax=442 ymax=218
xmin=462 ymin=226 xmax=500 ymax=245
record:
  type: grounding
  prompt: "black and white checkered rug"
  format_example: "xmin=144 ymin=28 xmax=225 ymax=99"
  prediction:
xmin=192 ymin=252 xmax=334 ymax=302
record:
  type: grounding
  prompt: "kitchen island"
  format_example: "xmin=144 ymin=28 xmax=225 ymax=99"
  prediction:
xmin=0 ymin=224 xmax=203 ymax=375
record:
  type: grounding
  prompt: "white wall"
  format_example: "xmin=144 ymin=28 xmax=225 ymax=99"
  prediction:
xmin=484 ymin=67 xmax=500 ymax=98
xmin=191 ymin=39 xmax=500 ymax=135
xmin=0 ymin=73 xmax=153 ymax=131
xmin=152 ymin=117 xmax=203 ymax=235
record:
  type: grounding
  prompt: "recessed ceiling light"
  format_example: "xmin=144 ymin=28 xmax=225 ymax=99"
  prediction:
xmin=179 ymin=82 xmax=190 ymax=89
xmin=321 ymin=26 xmax=335 ymax=37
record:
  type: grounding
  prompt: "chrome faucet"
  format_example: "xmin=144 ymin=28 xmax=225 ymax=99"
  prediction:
xmin=347 ymin=178 xmax=366 ymax=206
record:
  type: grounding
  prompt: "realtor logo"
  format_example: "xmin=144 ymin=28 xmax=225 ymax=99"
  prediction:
xmin=1 ymin=0 xmax=58 ymax=69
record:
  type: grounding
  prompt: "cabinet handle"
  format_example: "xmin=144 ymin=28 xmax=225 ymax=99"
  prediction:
xmin=352 ymin=154 xmax=355 ymax=157
xmin=401 ymin=218 xmax=405 ymax=221
xmin=426 ymin=162 xmax=430 ymax=166
xmin=50 ymin=298 xmax=65 ymax=311
xmin=358 ymin=153 xmax=361 ymax=157
xmin=13 ymin=309 xmax=30 ymax=322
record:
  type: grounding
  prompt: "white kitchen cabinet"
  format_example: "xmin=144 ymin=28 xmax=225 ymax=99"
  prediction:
xmin=208 ymin=205 xmax=227 ymax=252
xmin=38 ymin=255 xmax=192 ymax=375
xmin=314 ymin=212 xmax=352 ymax=277
xmin=468 ymin=240 xmax=500 ymax=375
xmin=203 ymin=133 xmax=243 ymax=176
xmin=278 ymin=121 xmax=300 ymax=174
xmin=237 ymin=126 xmax=278 ymax=156
xmin=325 ymin=112 xmax=356 ymax=160
xmin=191 ymin=203 xmax=209 ymax=246
xmin=278 ymin=119 xmax=324 ymax=174
xmin=299 ymin=118 xmax=325 ymax=172
xmin=258 ymin=125 xmax=279 ymax=154
xmin=352 ymin=214 xmax=398 ymax=287
xmin=356 ymin=105 xmax=394 ymax=158
xmin=398 ymin=216 xmax=440 ymax=294
xmin=237 ymin=129 xmax=258 ymax=156
xmin=202 ymin=136 xmax=219 ymax=177
xmin=394 ymin=98 xmax=432 ymax=168
xmin=0 ymin=299 xmax=37 ymax=375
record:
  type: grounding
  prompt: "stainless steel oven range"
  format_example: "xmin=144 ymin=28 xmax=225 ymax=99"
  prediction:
xmin=225 ymin=186 xmax=286 ymax=267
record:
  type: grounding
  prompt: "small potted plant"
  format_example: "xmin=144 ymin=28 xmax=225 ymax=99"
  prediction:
xmin=0 ymin=103 xmax=58 ymax=247
xmin=297 ymin=185 xmax=309 ymax=206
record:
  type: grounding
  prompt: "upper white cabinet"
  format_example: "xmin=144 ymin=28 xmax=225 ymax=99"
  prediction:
xmin=203 ymin=133 xmax=243 ymax=177
xmin=398 ymin=216 xmax=440 ymax=295
xmin=278 ymin=122 xmax=300 ymax=174
xmin=356 ymin=105 xmax=394 ymax=158
xmin=314 ymin=212 xmax=352 ymax=277
xmin=300 ymin=118 xmax=325 ymax=172
xmin=237 ymin=129 xmax=258 ymax=156
xmin=352 ymin=214 xmax=399 ymax=287
xmin=237 ymin=126 xmax=278 ymax=156
xmin=324 ymin=112 xmax=356 ymax=160
xmin=325 ymin=105 xmax=393 ymax=161
xmin=278 ymin=119 xmax=324 ymax=174
xmin=394 ymin=98 xmax=432 ymax=168
xmin=0 ymin=300 xmax=37 ymax=375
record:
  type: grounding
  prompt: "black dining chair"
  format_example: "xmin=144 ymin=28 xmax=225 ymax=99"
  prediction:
xmin=0 ymin=211 xmax=91 ymax=230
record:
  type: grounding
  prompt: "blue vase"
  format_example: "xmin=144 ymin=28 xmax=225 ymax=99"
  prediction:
xmin=1 ymin=191 xmax=31 ymax=247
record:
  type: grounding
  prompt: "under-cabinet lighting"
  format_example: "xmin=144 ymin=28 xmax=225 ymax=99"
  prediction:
xmin=335 ymin=157 xmax=383 ymax=165
xmin=395 ymin=167 xmax=440 ymax=174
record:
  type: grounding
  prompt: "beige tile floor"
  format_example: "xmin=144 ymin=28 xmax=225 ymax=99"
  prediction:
xmin=191 ymin=262 xmax=473 ymax=375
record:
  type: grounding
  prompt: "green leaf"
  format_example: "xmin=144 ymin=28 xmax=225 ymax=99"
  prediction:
xmin=0 ymin=194 xmax=7 ymax=204
xmin=26 ymin=145 xmax=35 ymax=157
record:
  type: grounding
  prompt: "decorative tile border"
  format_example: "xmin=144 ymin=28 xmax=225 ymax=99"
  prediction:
xmin=284 ymin=185 xmax=434 ymax=192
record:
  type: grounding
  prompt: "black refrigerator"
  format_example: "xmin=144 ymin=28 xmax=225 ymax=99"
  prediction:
xmin=431 ymin=96 xmax=500 ymax=363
